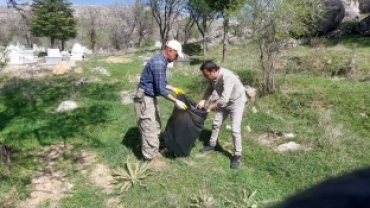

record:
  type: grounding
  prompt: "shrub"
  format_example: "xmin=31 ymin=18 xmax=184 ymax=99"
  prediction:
xmin=183 ymin=42 xmax=202 ymax=56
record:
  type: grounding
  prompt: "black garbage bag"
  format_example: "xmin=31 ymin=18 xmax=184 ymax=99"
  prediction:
xmin=163 ymin=94 xmax=208 ymax=157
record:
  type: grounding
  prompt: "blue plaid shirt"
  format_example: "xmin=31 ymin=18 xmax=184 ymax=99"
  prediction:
xmin=137 ymin=53 xmax=169 ymax=97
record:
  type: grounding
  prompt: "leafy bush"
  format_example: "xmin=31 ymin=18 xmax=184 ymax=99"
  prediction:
xmin=183 ymin=42 xmax=202 ymax=56
xmin=142 ymin=41 xmax=155 ymax=48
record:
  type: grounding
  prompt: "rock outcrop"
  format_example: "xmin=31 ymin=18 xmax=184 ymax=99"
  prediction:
xmin=353 ymin=14 xmax=370 ymax=36
xmin=317 ymin=0 xmax=345 ymax=35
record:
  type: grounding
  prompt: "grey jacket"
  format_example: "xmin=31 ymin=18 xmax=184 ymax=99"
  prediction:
xmin=204 ymin=68 xmax=247 ymax=107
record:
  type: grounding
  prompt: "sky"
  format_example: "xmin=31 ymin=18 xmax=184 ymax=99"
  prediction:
xmin=1 ymin=0 xmax=135 ymax=6
xmin=67 ymin=0 xmax=134 ymax=6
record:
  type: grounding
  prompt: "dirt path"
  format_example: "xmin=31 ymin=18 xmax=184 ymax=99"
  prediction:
xmin=16 ymin=143 xmax=118 ymax=208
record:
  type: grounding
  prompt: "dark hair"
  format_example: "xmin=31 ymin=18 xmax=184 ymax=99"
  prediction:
xmin=199 ymin=60 xmax=220 ymax=72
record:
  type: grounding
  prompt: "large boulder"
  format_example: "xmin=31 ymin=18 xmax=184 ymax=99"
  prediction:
xmin=53 ymin=61 xmax=71 ymax=75
xmin=317 ymin=0 xmax=345 ymax=35
xmin=359 ymin=1 xmax=370 ymax=13
xmin=353 ymin=14 xmax=370 ymax=36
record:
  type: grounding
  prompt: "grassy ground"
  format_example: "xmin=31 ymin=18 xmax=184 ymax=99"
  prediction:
xmin=0 ymin=36 xmax=369 ymax=208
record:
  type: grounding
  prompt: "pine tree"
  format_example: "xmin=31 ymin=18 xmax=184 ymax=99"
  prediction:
xmin=29 ymin=0 xmax=77 ymax=50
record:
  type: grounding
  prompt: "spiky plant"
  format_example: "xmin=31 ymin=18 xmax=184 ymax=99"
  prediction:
xmin=112 ymin=157 xmax=150 ymax=193
xmin=224 ymin=189 xmax=258 ymax=208
xmin=190 ymin=189 xmax=215 ymax=208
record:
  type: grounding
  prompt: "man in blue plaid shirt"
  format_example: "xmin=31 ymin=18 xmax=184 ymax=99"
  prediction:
xmin=134 ymin=40 xmax=187 ymax=169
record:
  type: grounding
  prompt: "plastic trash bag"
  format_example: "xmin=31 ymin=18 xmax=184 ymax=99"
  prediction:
xmin=163 ymin=94 xmax=208 ymax=157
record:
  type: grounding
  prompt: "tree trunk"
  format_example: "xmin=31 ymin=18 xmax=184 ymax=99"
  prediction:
xmin=204 ymin=28 xmax=209 ymax=55
xmin=260 ymin=47 xmax=276 ymax=95
xmin=258 ymin=40 xmax=269 ymax=96
xmin=267 ymin=51 xmax=277 ymax=94
xmin=25 ymin=33 xmax=31 ymax=48
xmin=138 ymin=34 xmax=144 ymax=47
xmin=61 ymin=40 xmax=65 ymax=51
xmin=161 ymin=36 xmax=166 ymax=50
xmin=222 ymin=16 xmax=229 ymax=63
xmin=203 ymin=19 xmax=208 ymax=56
xmin=160 ymin=27 xmax=166 ymax=50
xmin=203 ymin=36 xmax=206 ymax=56
xmin=50 ymin=37 xmax=56 ymax=48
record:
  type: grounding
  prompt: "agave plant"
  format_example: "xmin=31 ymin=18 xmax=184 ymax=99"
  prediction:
xmin=224 ymin=189 xmax=258 ymax=208
xmin=112 ymin=157 xmax=150 ymax=193
xmin=190 ymin=189 xmax=215 ymax=208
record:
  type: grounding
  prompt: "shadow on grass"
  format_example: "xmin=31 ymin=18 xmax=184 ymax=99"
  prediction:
xmin=325 ymin=34 xmax=370 ymax=48
xmin=0 ymin=76 xmax=117 ymax=147
xmin=121 ymin=127 xmax=142 ymax=159
xmin=198 ymin=129 xmax=232 ymax=158
xmin=0 ymin=75 xmax=126 ymax=192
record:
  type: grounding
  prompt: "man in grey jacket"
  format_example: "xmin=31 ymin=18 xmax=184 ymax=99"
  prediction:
xmin=196 ymin=60 xmax=246 ymax=169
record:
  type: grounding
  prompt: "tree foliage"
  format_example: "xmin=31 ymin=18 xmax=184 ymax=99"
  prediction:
xmin=109 ymin=2 xmax=138 ymax=50
xmin=29 ymin=0 xmax=77 ymax=49
xmin=186 ymin=0 xmax=216 ymax=56
xmin=245 ymin=0 xmax=322 ymax=95
xmin=141 ymin=0 xmax=187 ymax=49
xmin=132 ymin=0 xmax=154 ymax=47
xmin=204 ymin=0 xmax=245 ymax=63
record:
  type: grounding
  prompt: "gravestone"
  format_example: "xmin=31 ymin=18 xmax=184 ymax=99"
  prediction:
xmin=61 ymin=51 xmax=70 ymax=61
xmin=6 ymin=48 xmax=37 ymax=65
xmin=82 ymin=46 xmax=92 ymax=55
xmin=154 ymin=41 xmax=161 ymax=48
xmin=7 ymin=49 xmax=21 ymax=64
xmin=70 ymin=43 xmax=84 ymax=61
xmin=45 ymin=48 xmax=62 ymax=64
xmin=20 ymin=50 xmax=37 ymax=64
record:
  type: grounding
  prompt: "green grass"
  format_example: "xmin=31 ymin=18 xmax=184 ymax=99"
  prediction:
xmin=1 ymin=37 xmax=370 ymax=208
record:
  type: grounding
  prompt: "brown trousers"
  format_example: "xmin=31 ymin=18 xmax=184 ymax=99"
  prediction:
xmin=133 ymin=88 xmax=161 ymax=159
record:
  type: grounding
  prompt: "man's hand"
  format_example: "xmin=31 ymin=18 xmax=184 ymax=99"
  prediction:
xmin=196 ymin=100 xmax=206 ymax=109
xmin=175 ymin=100 xmax=188 ymax=110
xmin=207 ymin=102 xmax=218 ymax=112
xmin=174 ymin=88 xmax=185 ymax=95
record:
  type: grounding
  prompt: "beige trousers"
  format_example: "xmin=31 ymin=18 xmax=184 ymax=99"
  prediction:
xmin=209 ymin=100 xmax=245 ymax=156
xmin=133 ymin=88 xmax=161 ymax=159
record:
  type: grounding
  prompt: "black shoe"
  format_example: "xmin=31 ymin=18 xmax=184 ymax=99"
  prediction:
xmin=142 ymin=157 xmax=153 ymax=163
xmin=159 ymin=147 xmax=172 ymax=158
xmin=199 ymin=145 xmax=215 ymax=153
xmin=230 ymin=156 xmax=242 ymax=169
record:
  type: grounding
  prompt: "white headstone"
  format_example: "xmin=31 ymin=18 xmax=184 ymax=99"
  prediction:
xmin=8 ymin=50 xmax=21 ymax=64
xmin=19 ymin=44 xmax=26 ymax=50
xmin=82 ymin=46 xmax=92 ymax=55
xmin=47 ymin=49 xmax=61 ymax=57
xmin=71 ymin=43 xmax=84 ymax=61
xmin=20 ymin=49 xmax=37 ymax=64
xmin=6 ymin=44 xmax=19 ymax=51
xmin=154 ymin=41 xmax=161 ymax=48
xmin=46 ymin=48 xmax=62 ymax=64
xmin=61 ymin=51 xmax=70 ymax=61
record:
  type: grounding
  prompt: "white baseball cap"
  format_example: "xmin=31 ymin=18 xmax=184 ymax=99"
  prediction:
xmin=166 ymin=40 xmax=184 ymax=58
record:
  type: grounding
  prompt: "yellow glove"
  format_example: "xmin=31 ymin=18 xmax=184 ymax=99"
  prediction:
xmin=174 ymin=88 xmax=185 ymax=95
xmin=175 ymin=100 xmax=188 ymax=110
